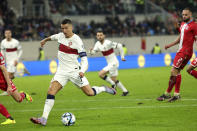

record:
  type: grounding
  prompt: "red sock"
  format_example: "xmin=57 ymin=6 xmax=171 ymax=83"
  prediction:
xmin=190 ymin=70 xmax=197 ymax=79
xmin=0 ymin=104 xmax=11 ymax=118
xmin=19 ymin=93 xmax=25 ymax=102
xmin=175 ymin=74 xmax=181 ymax=93
xmin=166 ymin=76 xmax=176 ymax=93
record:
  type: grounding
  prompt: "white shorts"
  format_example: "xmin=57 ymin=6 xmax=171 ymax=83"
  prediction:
xmin=103 ymin=64 xmax=118 ymax=77
xmin=51 ymin=71 xmax=89 ymax=88
xmin=7 ymin=64 xmax=16 ymax=73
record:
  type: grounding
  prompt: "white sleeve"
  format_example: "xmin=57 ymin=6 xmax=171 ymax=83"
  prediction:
xmin=0 ymin=42 xmax=5 ymax=56
xmin=16 ymin=40 xmax=23 ymax=61
xmin=76 ymin=37 xmax=88 ymax=73
xmin=80 ymin=56 xmax=88 ymax=73
xmin=111 ymin=41 xmax=124 ymax=59
xmin=50 ymin=34 xmax=60 ymax=41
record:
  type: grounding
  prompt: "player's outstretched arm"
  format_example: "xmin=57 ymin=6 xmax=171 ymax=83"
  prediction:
xmin=40 ymin=37 xmax=51 ymax=47
xmin=165 ymin=36 xmax=180 ymax=50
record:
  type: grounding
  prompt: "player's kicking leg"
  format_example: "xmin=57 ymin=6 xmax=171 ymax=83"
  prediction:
xmin=79 ymin=74 xmax=116 ymax=96
xmin=0 ymin=104 xmax=16 ymax=125
xmin=81 ymin=84 xmax=116 ymax=96
xmin=30 ymin=81 xmax=62 ymax=126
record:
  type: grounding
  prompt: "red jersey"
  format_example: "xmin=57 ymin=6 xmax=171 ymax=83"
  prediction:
xmin=178 ymin=21 xmax=197 ymax=55
xmin=0 ymin=52 xmax=6 ymax=84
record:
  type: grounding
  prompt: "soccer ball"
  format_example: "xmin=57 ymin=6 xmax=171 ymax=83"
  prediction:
xmin=61 ymin=112 xmax=76 ymax=126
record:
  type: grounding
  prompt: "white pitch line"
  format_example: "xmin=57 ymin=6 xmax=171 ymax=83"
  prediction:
xmin=9 ymin=104 xmax=197 ymax=112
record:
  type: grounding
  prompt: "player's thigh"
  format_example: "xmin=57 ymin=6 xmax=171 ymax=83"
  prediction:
xmin=69 ymin=74 xmax=89 ymax=88
xmin=49 ymin=73 xmax=68 ymax=95
xmin=81 ymin=85 xmax=94 ymax=96
xmin=172 ymin=53 xmax=191 ymax=70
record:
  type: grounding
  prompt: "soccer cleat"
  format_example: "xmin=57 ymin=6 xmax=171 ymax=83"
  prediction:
xmin=157 ymin=94 xmax=171 ymax=101
xmin=168 ymin=95 xmax=181 ymax=102
xmin=1 ymin=119 xmax=16 ymax=125
xmin=104 ymin=86 xmax=116 ymax=95
xmin=122 ymin=91 xmax=129 ymax=96
xmin=30 ymin=117 xmax=47 ymax=126
xmin=20 ymin=91 xmax=33 ymax=102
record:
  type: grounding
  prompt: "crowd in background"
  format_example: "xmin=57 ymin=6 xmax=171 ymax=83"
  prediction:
xmin=0 ymin=0 xmax=195 ymax=41
xmin=49 ymin=0 xmax=136 ymax=15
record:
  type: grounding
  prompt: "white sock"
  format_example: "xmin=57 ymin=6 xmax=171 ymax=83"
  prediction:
xmin=42 ymin=99 xmax=55 ymax=120
xmin=105 ymin=76 xmax=115 ymax=85
xmin=92 ymin=86 xmax=106 ymax=95
xmin=116 ymin=81 xmax=128 ymax=92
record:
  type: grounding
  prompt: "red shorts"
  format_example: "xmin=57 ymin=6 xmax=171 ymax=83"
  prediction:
xmin=191 ymin=57 xmax=197 ymax=67
xmin=172 ymin=52 xmax=192 ymax=69
xmin=0 ymin=80 xmax=17 ymax=92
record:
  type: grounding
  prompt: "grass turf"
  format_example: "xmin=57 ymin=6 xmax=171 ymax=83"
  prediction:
xmin=0 ymin=66 xmax=197 ymax=131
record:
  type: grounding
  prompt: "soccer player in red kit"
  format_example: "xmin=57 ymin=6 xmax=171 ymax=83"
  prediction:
xmin=157 ymin=8 xmax=197 ymax=102
xmin=0 ymin=52 xmax=33 ymax=124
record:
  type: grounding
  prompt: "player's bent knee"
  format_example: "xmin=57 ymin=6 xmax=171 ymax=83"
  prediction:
xmin=98 ymin=72 xmax=103 ymax=78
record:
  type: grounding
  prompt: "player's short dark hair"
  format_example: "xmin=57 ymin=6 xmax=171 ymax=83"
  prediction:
xmin=183 ymin=7 xmax=192 ymax=13
xmin=61 ymin=19 xmax=72 ymax=25
xmin=4 ymin=28 xmax=12 ymax=32
xmin=96 ymin=28 xmax=104 ymax=34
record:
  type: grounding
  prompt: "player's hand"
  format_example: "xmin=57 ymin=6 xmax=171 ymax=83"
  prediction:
xmin=79 ymin=72 xmax=84 ymax=78
xmin=7 ymin=86 xmax=13 ymax=95
xmin=40 ymin=40 xmax=46 ymax=47
xmin=89 ymin=48 xmax=93 ymax=55
xmin=121 ymin=58 xmax=126 ymax=61
xmin=164 ymin=45 xmax=170 ymax=50
xmin=14 ymin=60 xmax=18 ymax=66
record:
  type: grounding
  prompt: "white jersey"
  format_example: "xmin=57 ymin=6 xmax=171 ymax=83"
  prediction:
xmin=50 ymin=33 xmax=87 ymax=73
xmin=92 ymin=39 xmax=124 ymax=66
xmin=0 ymin=38 xmax=22 ymax=65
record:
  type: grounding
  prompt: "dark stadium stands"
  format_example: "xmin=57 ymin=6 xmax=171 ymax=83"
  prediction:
xmin=1 ymin=0 xmax=195 ymax=41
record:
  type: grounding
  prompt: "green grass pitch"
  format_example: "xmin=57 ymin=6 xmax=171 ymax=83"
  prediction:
xmin=0 ymin=67 xmax=197 ymax=131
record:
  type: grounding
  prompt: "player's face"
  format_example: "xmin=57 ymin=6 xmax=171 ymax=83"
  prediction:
xmin=182 ymin=10 xmax=192 ymax=22
xmin=61 ymin=24 xmax=73 ymax=37
xmin=96 ymin=32 xmax=105 ymax=41
xmin=4 ymin=30 xmax=12 ymax=39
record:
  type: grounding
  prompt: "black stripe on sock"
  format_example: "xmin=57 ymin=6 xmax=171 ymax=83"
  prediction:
xmin=103 ymin=75 xmax=107 ymax=80
xmin=115 ymin=80 xmax=119 ymax=84
xmin=47 ymin=94 xmax=55 ymax=99
xmin=92 ymin=88 xmax=97 ymax=96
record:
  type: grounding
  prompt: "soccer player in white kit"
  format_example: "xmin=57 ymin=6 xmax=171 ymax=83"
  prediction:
xmin=1 ymin=29 xmax=23 ymax=79
xmin=90 ymin=30 xmax=129 ymax=96
xmin=30 ymin=19 xmax=116 ymax=126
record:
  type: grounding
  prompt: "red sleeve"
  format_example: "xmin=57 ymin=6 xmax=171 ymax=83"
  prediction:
xmin=0 ymin=53 xmax=5 ymax=65
xmin=193 ymin=23 xmax=197 ymax=36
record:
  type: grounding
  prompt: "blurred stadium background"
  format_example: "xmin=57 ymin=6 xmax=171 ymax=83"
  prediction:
xmin=0 ymin=0 xmax=197 ymax=61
